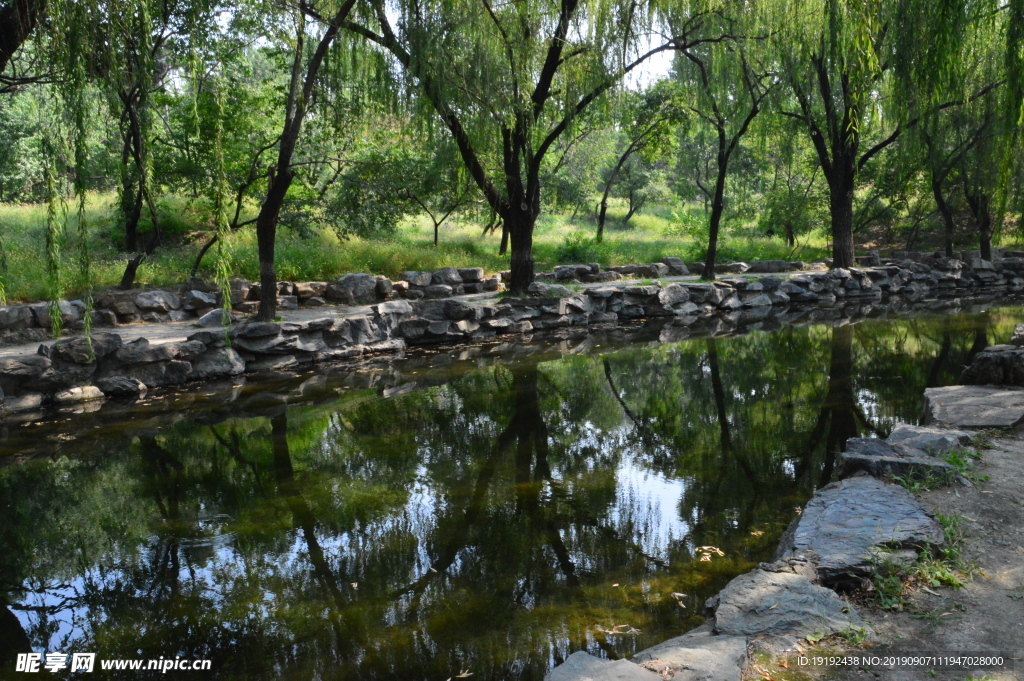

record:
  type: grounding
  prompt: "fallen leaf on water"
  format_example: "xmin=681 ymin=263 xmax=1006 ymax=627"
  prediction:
xmin=612 ymin=583 xmax=619 ymax=587
xmin=429 ymin=567 xmax=438 ymax=572
xmin=455 ymin=670 xmax=473 ymax=678
xmin=350 ymin=582 xmax=358 ymax=588
xmin=769 ymin=602 xmax=779 ymax=609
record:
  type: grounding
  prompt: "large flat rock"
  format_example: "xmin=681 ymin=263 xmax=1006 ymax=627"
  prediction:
xmin=837 ymin=437 xmax=958 ymax=483
xmin=546 ymin=651 xmax=662 ymax=681
xmin=886 ymin=423 xmax=973 ymax=456
xmin=925 ymin=385 xmax=1024 ymax=428
xmin=632 ymin=626 xmax=747 ymax=681
xmin=705 ymin=562 xmax=861 ymax=637
xmin=778 ymin=475 xmax=944 ymax=585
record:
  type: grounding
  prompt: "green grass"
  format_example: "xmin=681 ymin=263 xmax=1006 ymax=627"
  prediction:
xmin=889 ymin=448 xmax=987 ymax=492
xmin=0 ymin=193 xmax=831 ymax=303
xmin=869 ymin=513 xmax=976 ymax=612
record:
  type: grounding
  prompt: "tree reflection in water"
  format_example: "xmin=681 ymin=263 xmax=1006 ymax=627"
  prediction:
xmin=0 ymin=311 xmax=1018 ymax=680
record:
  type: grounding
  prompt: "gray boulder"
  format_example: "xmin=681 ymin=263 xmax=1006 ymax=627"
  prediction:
xmin=661 ymin=257 xmax=689 ymax=275
xmin=54 ymin=385 xmax=105 ymax=405
xmin=837 ymin=438 xmax=958 ymax=483
xmin=190 ymin=347 xmax=245 ymax=379
xmin=327 ymin=273 xmax=378 ymax=305
xmin=50 ymin=333 xmax=122 ymax=364
xmin=926 ymin=384 xmax=1024 ymax=428
xmin=632 ymin=626 xmax=746 ymax=681
xmin=0 ymin=305 xmax=33 ymax=330
xmin=528 ymin=282 xmax=573 ymax=297
xmin=886 ymin=423 xmax=972 ymax=456
xmin=96 ymin=377 xmax=147 ymax=398
xmin=432 ymin=267 xmax=464 ymax=286
xmin=458 ymin=267 xmax=484 ymax=283
xmin=777 ymin=475 xmax=945 ymax=585
xmin=403 ymin=271 xmax=434 ymax=287
xmin=195 ymin=309 xmax=237 ymax=327
xmin=745 ymin=260 xmax=790 ymax=274
xmin=182 ymin=290 xmax=217 ymax=311
xmin=545 ymin=651 xmax=661 ymax=681
xmin=706 ymin=560 xmax=861 ymax=637
xmin=135 ymin=291 xmax=180 ymax=312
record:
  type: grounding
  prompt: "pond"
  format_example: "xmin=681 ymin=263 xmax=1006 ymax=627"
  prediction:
xmin=1 ymin=301 xmax=1020 ymax=680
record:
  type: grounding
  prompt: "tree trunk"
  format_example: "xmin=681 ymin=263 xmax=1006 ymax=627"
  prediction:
xmin=507 ymin=210 xmax=535 ymax=294
xmin=498 ymin=221 xmax=509 ymax=256
xmin=596 ymin=196 xmax=609 ymax=243
xmin=255 ymin=171 xmax=291 ymax=322
xmin=702 ymin=159 xmax=729 ymax=282
xmin=827 ymin=173 xmax=856 ymax=268
xmin=433 ymin=220 xmax=439 ymax=247
xmin=932 ymin=177 xmax=956 ymax=257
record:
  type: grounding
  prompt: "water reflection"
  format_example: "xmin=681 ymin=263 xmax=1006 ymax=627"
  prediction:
xmin=0 ymin=309 xmax=1020 ymax=680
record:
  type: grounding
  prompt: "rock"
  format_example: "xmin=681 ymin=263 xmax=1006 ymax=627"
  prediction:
xmin=294 ymin=281 xmax=328 ymax=300
xmin=403 ymin=271 xmax=434 ymax=287
xmin=2 ymin=392 xmax=44 ymax=413
xmin=424 ymin=284 xmax=454 ymax=299
xmin=277 ymin=295 xmax=299 ymax=310
xmin=837 ymin=438 xmax=958 ymax=483
xmin=637 ymin=262 xmax=670 ymax=278
xmin=54 ymin=385 xmax=105 ymax=405
xmin=0 ymin=355 xmax=51 ymax=379
xmin=134 ymin=290 xmax=180 ymax=312
xmin=706 ymin=561 xmax=861 ymax=637
xmin=632 ymin=626 xmax=747 ymax=681
xmin=190 ymin=347 xmax=245 ymax=379
xmin=745 ymin=260 xmax=790 ymax=274
xmin=195 ymin=308 xmax=237 ymax=327
xmin=50 ymin=333 xmax=122 ymax=364
xmin=658 ymin=283 xmax=690 ymax=306
xmin=182 ymin=290 xmax=217 ymax=311
xmin=528 ymin=282 xmax=573 ymax=297
xmin=960 ymin=345 xmax=1024 ymax=385
xmin=661 ymin=257 xmax=689 ymax=275
xmin=715 ymin=262 xmax=749 ymax=274
xmin=545 ymin=651 xmax=662 ymax=681
xmin=458 ymin=267 xmax=484 ymax=283
xmin=581 ymin=271 xmax=623 ymax=283
xmin=326 ymin=273 xmax=378 ymax=304
xmin=0 ymin=305 xmax=33 ymax=330
xmin=375 ymin=277 xmax=393 ymax=300
xmin=431 ymin=267 xmax=464 ymax=286
xmin=304 ymin=296 xmax=326 ymax=307
xmin=236 ymin=322 xmax=281 ymax=338
xmin=30 ymin=300 xmax=82 ymax=327
xmin=777 ymin=475 xmax=945 ymax=585
xmin=886 ymin=423 xmax=973 ymax=456
xmin=96 ymin=377 xmax=147 ymax=398
xmin=115 ymin=338 xmax=193 ymax=364
xmin=925 ymin=385 xmax=1024 ymax=428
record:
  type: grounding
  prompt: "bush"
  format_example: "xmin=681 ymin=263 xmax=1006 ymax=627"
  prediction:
xmin=555 ymin=231 xmax=609 ymax=263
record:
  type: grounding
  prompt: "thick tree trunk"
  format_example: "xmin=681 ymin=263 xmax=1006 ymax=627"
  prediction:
xmin=827 ymin=175 xmax=856 ymax=268
xmin=0 ymin=0 xmax=45 ymax=75
xmin=702 ymin=160 xmax=729 ymax=282
xmin=433 ymin=220 xmax=439 ymax=247
xmin=933 ymin=178 xmax=956 ymax=257
xmin=507 ymin=210 xmax=536 ymax=294
xmin=596 ymin=196 xmax=609 ymax=242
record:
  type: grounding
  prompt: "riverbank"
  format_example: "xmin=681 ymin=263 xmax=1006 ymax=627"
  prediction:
xmin=3 ymin=252 xmax=1024 ymax=422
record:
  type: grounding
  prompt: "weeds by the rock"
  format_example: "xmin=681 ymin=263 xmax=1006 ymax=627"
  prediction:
xmin=866 ymin=513 xmax=976 ymax=612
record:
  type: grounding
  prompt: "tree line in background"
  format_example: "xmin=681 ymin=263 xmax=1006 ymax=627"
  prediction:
xmin=0 ymin=0 xmax=1020 ymax=321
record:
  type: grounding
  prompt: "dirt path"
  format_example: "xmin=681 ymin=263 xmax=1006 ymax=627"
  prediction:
xmin=772 ymin=433 xmax=1024 ymax=681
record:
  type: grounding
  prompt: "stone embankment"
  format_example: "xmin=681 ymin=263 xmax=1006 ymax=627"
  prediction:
xmin=546 ymin=422 xmax=976 ymax=681
xmin=2 ymin=248 xmax=1024 ymax=344
xmin=2 ymin=252 xmax=1024 ymax=416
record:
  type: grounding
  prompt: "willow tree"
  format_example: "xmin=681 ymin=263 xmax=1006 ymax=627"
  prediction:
xmin=251 ymin=0 xmax=361 ymax=321
xmin=770 ymin=0 xmax=1008 ymax=268
xmin=671 ymin=12 xmax=774 ymax=280
xmin=342 ymin=0 xmax=700 ymax=292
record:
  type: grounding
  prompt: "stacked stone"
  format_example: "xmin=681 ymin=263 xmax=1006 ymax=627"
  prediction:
xmin=399 ymin=267 xmax=500 ymax=300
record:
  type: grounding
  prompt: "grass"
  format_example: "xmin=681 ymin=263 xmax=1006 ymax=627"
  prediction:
xmin=869 ymin=512 xmax=976 ymax=612
xmin=0 ymin=191 xmax=840 ymax=304
xmin=889 ymin=447 xmax=988 ymax=493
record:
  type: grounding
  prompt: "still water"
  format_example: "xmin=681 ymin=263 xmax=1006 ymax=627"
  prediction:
xmin=0 ymin=305 xmax=1019 ymax=680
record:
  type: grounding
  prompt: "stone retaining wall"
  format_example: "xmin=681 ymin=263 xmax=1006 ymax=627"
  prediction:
xmin=3 ymin=255 xmax=1024 ymax=415
xmin=4 ymin=249 xmax=1022 ymax=344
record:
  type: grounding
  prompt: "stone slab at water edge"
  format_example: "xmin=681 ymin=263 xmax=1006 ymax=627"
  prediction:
xmin=924 ymin=385 xmax=1024 ymax=428
xmin=774 ymin=474 xmax=945 ymax=586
